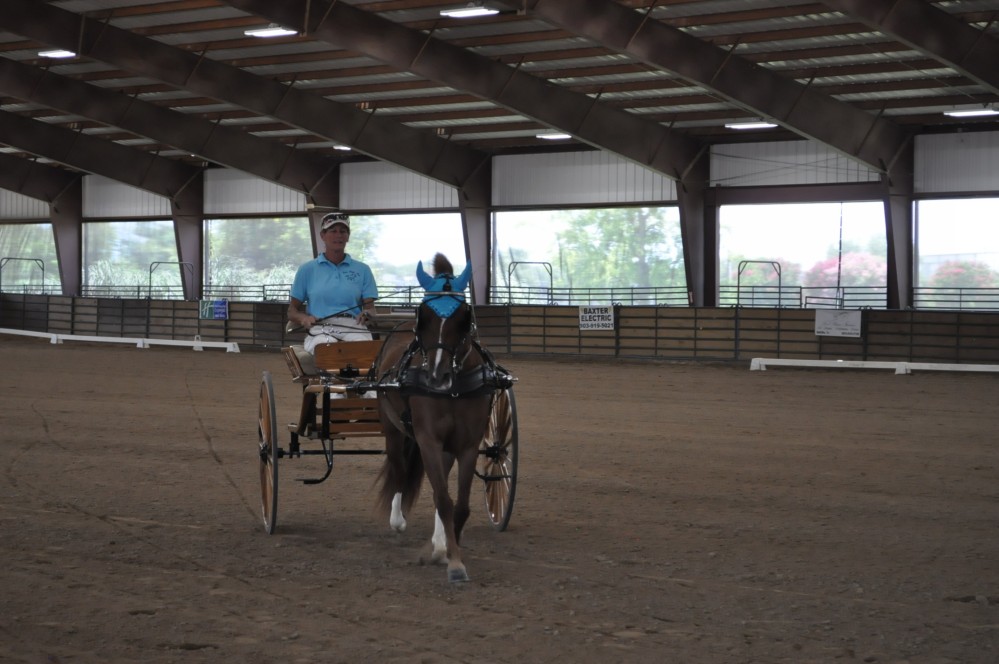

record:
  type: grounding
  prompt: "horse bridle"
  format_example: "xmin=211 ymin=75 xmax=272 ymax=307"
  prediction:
xmin=412 ymin=278 xmax=475 ymax=377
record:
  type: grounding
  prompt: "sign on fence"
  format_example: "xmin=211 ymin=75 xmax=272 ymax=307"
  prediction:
xmin=814 ymin=309 xmax=861 ymax=338
xmin=199 ymin=299 xmax=229 ymax=320
xmin=579 ymin=305 xmax=615 ymax=330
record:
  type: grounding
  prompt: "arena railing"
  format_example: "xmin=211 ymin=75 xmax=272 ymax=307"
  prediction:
xmin=4 ymin=293 xmax=999 ymax=364
xmin=4 ymin=283 xmax=999 ymax=312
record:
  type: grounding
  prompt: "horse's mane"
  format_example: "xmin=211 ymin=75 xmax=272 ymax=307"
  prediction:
xmin=432 ymin=252 xmax=453 ymax=277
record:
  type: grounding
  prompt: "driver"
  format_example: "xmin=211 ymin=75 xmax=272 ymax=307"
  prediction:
xmin=288 ymin=212 xmax=378 ymax=360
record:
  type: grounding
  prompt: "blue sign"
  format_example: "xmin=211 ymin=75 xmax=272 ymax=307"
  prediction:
xmin=199 ymin=300 xmax=229 ymax=320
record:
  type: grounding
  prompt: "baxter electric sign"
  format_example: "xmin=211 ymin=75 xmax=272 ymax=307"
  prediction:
xmin=579 ymin=305 xmax=614 ymax=330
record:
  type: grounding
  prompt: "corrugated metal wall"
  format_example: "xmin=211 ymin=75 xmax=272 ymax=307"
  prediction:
xmin=204 ymin=169 xmax=305 ymax=215
xmin=0 ymin=190 xmax=48 ymax=219
xmin=83 ymin=175 xmax=172 ymax=218
xmin=6 ymin=136 xmax=999 ymax=222
xmin=341 ymin=161 xmax=459 ymax=210
xmin=915 ymin=132 xmax=999 ymax=194
xmin=710 ymin=141 xmax=881 ymax=187
xmin=492 ymin=152 xmax=677 ymax=206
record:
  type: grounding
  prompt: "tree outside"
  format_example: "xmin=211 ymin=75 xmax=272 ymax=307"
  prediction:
xmin=927 ymin=260 xmax=999 ymax=289
xmin=83 ymin=220 xmax=180 ymax=295
xmin=0 ymin=223 xmax=60 ymax=292
xmin=802 ymin=252 xmax=887 ymax=288
xmin=722 ymin=255 xmax=802 ymax=287
xmin=494 ymin=207 xmax=686 ymax=302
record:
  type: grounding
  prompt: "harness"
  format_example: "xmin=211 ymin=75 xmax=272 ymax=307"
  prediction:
xmin=394 ymin=337 xmax=514 ymax=398
xmin=389 ymin=276 xmax=513 ymax=398
xmin=359 ymin=270 xmax=514 ymax=438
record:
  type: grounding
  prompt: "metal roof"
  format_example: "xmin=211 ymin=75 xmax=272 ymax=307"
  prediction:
xmin=0 ymin=0 xmax=997 ymax=192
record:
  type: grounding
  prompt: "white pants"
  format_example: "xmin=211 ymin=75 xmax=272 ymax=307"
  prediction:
xmin=303 ymin=318 xmax=375 ymax=398
xmin=303 ymin=316 xmax=372 ymax=354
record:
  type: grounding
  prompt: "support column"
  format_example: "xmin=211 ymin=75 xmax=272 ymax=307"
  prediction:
xmin=171 ymin=172 xmax=205 ymax=301
xmin=677 ymin=156 xmax=711 ymax=306
xmin=49 ymin=178 xmax=83 ymax=297
xmin=884 ymin=142 xmax=915 ymax=310
xmin=457 ymin=162 xmax=492 ymax=305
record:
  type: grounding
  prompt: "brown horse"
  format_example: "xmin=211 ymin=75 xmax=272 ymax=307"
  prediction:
xmin=373 ymin=253 xmax=496 ymax=583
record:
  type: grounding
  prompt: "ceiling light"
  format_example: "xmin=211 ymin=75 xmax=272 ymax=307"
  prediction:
xmin=440 ymin=4 xmax=499 ymax=18
xmin=943 ymin=106 xmax=999 ymax=118
xmin=333 ymin=145 xmax=352 ymax=151
xmin=244 ymin=24 xmax=298 ymax=38
xmin=38 ymin=49 xmax=76 ymax=59
xmin=724 ymin=121 xmax=779 ymax=130
xmin=537 ymin=132 xmax=572 ymax=140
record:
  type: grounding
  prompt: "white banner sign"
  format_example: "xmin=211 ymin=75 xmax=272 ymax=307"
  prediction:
xmin=814 ymin=309 xmax=862 ymax=338
xmin=579 ymin=305 xmax=615 ymax=330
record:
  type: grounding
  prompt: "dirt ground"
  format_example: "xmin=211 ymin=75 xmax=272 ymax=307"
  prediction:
xmin=1 ymin=336 xmax=997 ymax=664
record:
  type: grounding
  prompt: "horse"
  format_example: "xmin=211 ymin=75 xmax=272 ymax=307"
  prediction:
xmin=372 ymin=253 xmax=499 ymax=583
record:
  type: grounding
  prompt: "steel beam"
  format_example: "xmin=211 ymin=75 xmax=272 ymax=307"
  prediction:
xmin=0 ymin=153 xmax=85 ymax=295
xmin=822 ymin=0 xmax=999 ymax=97
xmin=0 ymin=0 xmax=488 ymax=192
xmin=497 ymin=0 xmax=911 ymax=175
xmin=0 ymin=152 xmax=80 ymax=204
xmin=0 ymin=58 xmax=341 ymax=205
xmin=220 ymin=0 xmax=708 ymax=185
xmin=0 ymin=109 xmax=201 ymax=198
xmin=0 ymin=110 xmax=207 ymax=297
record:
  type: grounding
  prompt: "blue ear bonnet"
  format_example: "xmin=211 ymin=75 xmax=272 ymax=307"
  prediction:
xmin=416 ymin=261 xmax=471 ymax=318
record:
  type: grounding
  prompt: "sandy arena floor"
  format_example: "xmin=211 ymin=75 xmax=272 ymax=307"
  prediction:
xmin=1 ymin=336 xmax=997 ymax=663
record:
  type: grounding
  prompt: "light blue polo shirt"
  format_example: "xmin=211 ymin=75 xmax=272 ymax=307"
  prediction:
xmin=290 ymin=253 xmax=378 ymax=319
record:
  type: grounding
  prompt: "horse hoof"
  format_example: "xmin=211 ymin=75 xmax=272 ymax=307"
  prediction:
xmin=448 ymin=567 xmax=469 ymax=583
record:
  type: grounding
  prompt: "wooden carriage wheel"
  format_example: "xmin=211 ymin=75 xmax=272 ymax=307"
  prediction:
xmin=477 ymin=387 xmax=518 ymax=531
xmin=258 ymin=371 xmax=279 ymax=534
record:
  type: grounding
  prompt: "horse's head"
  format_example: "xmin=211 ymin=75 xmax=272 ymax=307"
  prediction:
xmin=414 ymin=253 xmax=473 ymax=392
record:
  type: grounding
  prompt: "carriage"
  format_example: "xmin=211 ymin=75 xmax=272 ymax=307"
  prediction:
xmin=256 ymin=258 xmax=518 ymax=582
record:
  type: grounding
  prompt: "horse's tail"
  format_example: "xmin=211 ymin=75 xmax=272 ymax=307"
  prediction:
xmin=375 ymin=434 xmax=424 ymax=517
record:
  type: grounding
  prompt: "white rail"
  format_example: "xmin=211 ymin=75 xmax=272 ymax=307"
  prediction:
xmin=750 ymin=358 xmax=999 ymax=375
xmin=0 ymin=327 xmax=239 ymax=352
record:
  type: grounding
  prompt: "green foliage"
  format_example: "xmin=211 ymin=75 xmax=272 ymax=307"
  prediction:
xmin=553 ymin=207 xmax=684 ymax=289
xmin=84 ymin=221 xmax=178 ymax=279
xmin=207 ymin=217 xmax=314 ymax=273
xmin=500 ymin=207 xmax=685 ymax=291
xmin=0 ymin=223 xmax=61 ymax=289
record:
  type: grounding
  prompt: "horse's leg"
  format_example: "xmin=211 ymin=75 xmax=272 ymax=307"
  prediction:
xmin=379 ymin=428 xmax=419 ymax=533
xmin=429 ymin=510 xmax=447 ymax=564
xmin=453 ymin=442 xmax=479 ymax=545
xmin=383 ymin=429 xmax=408 ymax=532
xmin=424 ymin=452 xmax=454 ymax=566
xmin=432 ymin=451 xmax=456 ymax=563
xmin=390 ymin=492 xmax=406 ymax=532
xmin=418 ymin=444 xmax=467 ymax=583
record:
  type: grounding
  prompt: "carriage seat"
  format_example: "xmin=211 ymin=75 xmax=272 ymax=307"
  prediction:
xmin=283 ymin=340 xmax=383 ymax=383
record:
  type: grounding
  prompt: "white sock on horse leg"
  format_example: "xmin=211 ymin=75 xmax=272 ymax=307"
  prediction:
xmin=431 ymin=510 xmax=448 ymax=563
xmin=390 ymin=492 xmax=407 ymax=532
